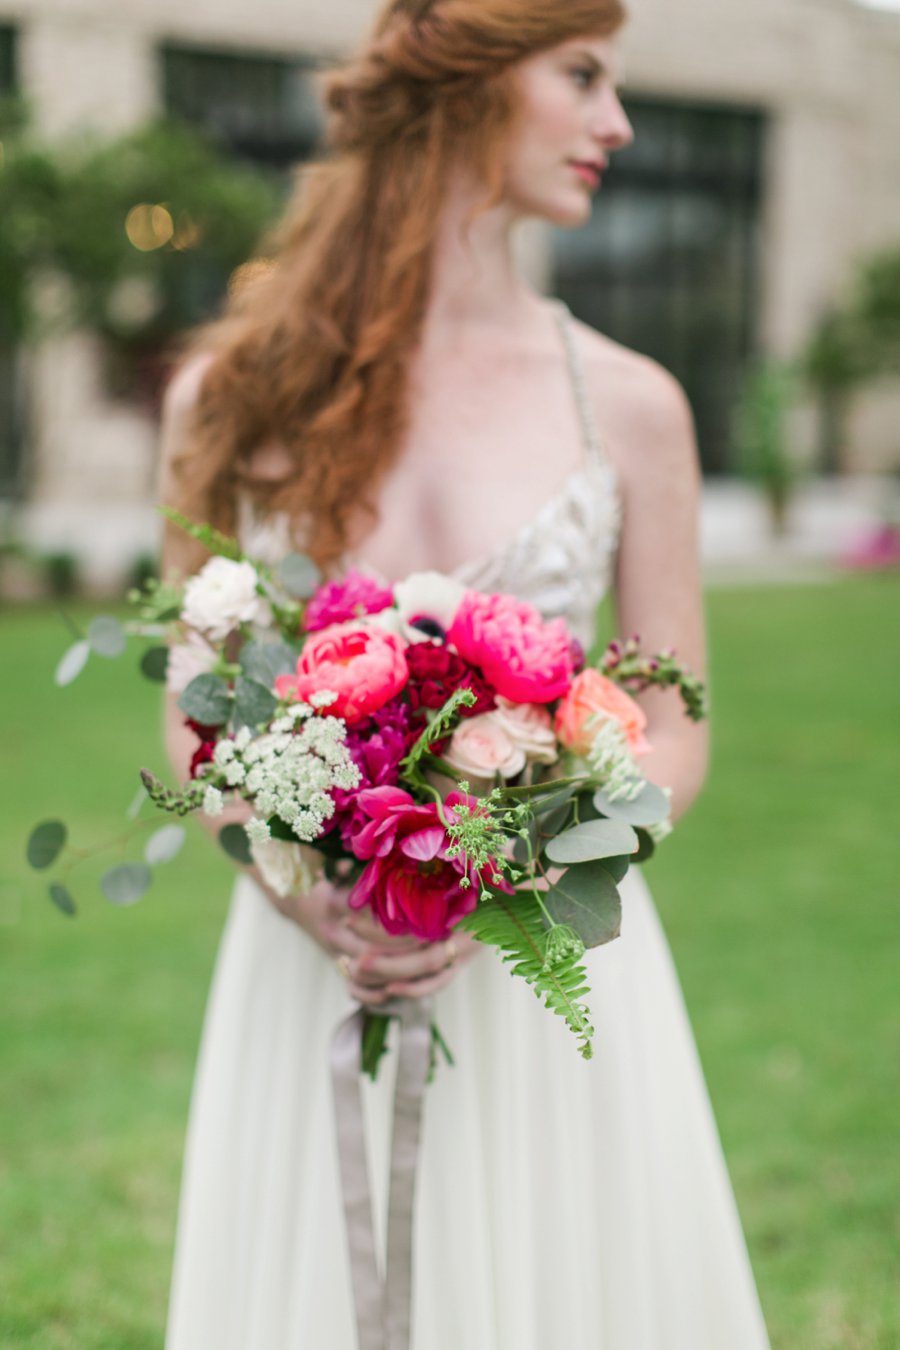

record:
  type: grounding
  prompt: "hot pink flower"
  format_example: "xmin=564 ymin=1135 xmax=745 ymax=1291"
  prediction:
xmin=347 ymin=787 xmax=510 ymax=942
xmin=274 ymin=622 xmax=408 ymax=724
xmin=305 ymin=570 xmax=394 ymax=632
xmin=448 ymin=591 xmax=574 ymax=705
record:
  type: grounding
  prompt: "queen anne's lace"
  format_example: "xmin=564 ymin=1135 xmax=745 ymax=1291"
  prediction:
xmin=585 ymin=720 xmax=644 ymax=802
xmin=211 ymin=702 xmax=361 ymax=844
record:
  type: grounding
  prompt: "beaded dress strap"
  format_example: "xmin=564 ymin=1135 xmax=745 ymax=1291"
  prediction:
xmin=551 ymin=299 xmax=606 ymax=467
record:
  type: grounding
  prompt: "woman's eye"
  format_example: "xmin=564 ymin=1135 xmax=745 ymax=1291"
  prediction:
xmin=570 ymin=67 xmax=596 ymax=90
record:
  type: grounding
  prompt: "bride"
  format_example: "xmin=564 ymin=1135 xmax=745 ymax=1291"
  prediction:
xmin=160 ymin=0 xmax=772 ymax=1345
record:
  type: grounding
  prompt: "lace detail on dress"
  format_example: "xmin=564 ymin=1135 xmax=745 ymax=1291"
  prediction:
xmin=237 ymin=300 xmax=621 ymax=650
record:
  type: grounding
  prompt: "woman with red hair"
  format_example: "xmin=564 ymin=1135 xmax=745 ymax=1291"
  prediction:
xmin=161 ymin=0 xmax=771 ymax=1345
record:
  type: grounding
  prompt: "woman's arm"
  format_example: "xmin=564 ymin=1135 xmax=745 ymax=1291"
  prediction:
xmin=599 ymin=355 xmax=710 ymax=821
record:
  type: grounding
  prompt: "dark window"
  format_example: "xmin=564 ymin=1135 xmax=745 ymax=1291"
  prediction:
xmin=1 ymin=23 xmax=22 ymax=498
xmin=161 ymin=42 xmax=323 ymax=172
xmin=553 ymin=97 xmax=766 ymax=474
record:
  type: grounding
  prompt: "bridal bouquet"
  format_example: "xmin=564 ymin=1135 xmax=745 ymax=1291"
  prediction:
xmin=29 ymin=513 xmax=706 ymax=1075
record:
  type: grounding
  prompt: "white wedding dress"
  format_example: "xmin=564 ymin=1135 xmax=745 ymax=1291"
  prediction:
xmin=165 ymin=303 xmax=771 ymax=1349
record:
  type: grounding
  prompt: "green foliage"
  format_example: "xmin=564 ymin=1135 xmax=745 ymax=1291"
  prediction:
xmin=158 ymin=507 xmax=244 ymax=562
xmin=594 ymin=781 xmax=670 ymax=826
xmin=100 ymin=863 xmax=153 ymax=906
xmin=177 ymin=672 xmax=232 ymax=727
xmin=458 ymin=889 xmax=595 ymax=1058
xmin=26 ymin=821 xmax=67 ymax=871
xmin=544 ymin=818 xmax=638 ymax=865
xmin=542 ymin=861 xmax=622 ymax=948
xmin=218 ymin=823 xmax=253 ymax=865
xmin=279 ymin=553 xmax=321 ymax=599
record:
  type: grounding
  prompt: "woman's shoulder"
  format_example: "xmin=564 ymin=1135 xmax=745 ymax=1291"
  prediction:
xmin=567 ymin=315 xmax=698 ymax=481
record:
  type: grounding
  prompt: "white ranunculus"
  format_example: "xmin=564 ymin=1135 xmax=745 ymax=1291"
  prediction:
xmin=166 ymin=632 xmax=218 ymax=694
xmin=181 ymin=557 xmax=272 ymax=641
xmin=394 ymin=571 xmax=465 ymax=643
xmin=492 ymin=696 xmax=560 ymax=765
xmin=250 ymin=836 xmax=322 ymax=899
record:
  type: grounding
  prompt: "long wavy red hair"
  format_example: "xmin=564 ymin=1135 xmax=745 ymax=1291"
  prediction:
xmin=170 ymin=0 xmax=626 ymax=569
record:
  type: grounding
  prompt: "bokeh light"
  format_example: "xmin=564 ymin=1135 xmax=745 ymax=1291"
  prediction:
xmin=125 ymin=203 xmax=175 ymax=252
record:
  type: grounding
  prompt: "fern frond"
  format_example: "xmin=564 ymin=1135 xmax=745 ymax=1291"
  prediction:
xmin=457 ymin=891 xmax=595 ymax=1059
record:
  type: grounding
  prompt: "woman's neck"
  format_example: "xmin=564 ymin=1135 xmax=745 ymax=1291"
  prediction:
xmin=423 ymin=170 xmax=539 ymax=341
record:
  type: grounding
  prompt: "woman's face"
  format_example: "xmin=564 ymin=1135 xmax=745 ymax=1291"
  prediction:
xmin=503 ymin=35 xmax=634 ymax=228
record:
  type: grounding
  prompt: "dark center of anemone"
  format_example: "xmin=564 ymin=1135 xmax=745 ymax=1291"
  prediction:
xmin=410 ymin=616 xmax=446 ymax=641
xmin=417 ymin=858 xmax=448 ymax=878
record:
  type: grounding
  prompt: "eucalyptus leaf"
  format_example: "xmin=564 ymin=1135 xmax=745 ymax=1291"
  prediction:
xmin=27 ymin=820 xmax=67 ymax=870
xmin=279 ymin=552 xmax=321 ymax=599
xmin=178 ymin=673 xmax=232 ymax=726
xmin=544 ymin=862 xmax=622 ymax=948
xmin=239 ymin=639 xmax=297 ymax=685
xmin=55 ymin=639 xmax=90 ymax=687
xmin=101 ymin=863 xmax=152 ymax=905
xmin=544 ymin=819 xmax=638 ymax=865
xmin=48 ymin=882 xmax=77 ymax=917
xmin=598 ymin=854 xmax=630 ymax=884
xmin=219 ymin=823 xmax=253 ymax=865
xmin=633 ymin=829 xmax=656 ymax=863
xmin=140 ymin=646 xmax=169 ymax=682
xmin=88 ymin=615 xmax=126 ymax=659
xmin=144 ymin=824 xmax=187 ymax=866
xmin=593 ymin=781 xmax=671 ymax=827
xmin=233 ymin=676 xmax=278 ymax=730
xmin=531 ymin=782 xmax=578 ymax=817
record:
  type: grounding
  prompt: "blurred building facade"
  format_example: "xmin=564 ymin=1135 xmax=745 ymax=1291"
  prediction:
xmin=1 ymin=0 xmax=899 ymax=582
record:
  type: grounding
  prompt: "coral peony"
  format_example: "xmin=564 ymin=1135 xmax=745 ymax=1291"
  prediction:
xmin=274 ymin=622 xmax=408 ymax=725
xmin=554 ymin=668 xmax=651 ymax=757
xmin=448 ymin=591 xmax=574 ymax=704
xmin=305 ymin=569 xmax=394 ymax=631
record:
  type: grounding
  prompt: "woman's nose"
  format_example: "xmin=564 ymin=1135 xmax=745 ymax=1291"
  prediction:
xmin=592 ymin=93 xmax=634 ymax=153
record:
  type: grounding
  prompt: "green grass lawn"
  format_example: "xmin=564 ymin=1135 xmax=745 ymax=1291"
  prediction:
xmin=1 ymin=576 xmax=897 ymax=1349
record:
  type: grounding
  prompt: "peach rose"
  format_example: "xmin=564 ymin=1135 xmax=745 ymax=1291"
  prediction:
xmin=444 ymin=712 xmax=527 ymax=784
xmin=492 ymin=697 xmax=559 ymax=765
xmin=554 ymin=669 xmax=651 ymax=757
xmin=274 ymin=621 xmax=408 ymax=725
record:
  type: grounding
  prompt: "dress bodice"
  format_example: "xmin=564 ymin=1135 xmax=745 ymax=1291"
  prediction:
xmin=238 ymin=300 xmax=621 ymax=649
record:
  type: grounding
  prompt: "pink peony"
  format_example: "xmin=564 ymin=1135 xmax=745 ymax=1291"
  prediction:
xmin=448 ymin=591 xmax=574 ymax=705
xmin=305 ymin=570 xmax=394 ymax=632
xmin=347 ymin=787 xmax=510 ymax=942
xmin=274 ymin=622 xmax=408 ymax=725
xmin=554 ymin=669 xmax=651 ymax=756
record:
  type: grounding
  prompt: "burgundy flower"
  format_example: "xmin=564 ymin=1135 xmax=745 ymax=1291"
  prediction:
xmin=186 ymin=718 xmax=219 ymax=779
xmin=405 ymin=643 xmax=496 ymax=719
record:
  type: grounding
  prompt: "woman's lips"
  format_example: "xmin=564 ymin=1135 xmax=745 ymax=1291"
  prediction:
xmin=569 ymin=161 xmax=603 ymax=189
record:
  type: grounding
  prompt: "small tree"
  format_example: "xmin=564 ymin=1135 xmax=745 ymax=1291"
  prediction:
xmin=733 ymin=360 xmax=798 ymax=536
xmin=0 ymin=109 xmax=283 ymax=406
xmin=804 ymin=244 xmax=900 ymax=473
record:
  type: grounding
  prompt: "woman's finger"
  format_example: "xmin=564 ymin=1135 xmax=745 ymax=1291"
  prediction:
xmin=349 ymin=940 xmax=456 ymax=987
xmin=382 ymin=968 xmax=457 ymax=999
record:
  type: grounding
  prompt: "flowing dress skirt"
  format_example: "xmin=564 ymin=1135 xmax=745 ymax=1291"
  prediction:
xmin=166 ymin=869 xmax=771 ymax=1348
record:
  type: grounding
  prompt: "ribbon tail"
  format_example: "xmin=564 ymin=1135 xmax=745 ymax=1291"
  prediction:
xmin=384 ymin=997 xmax=434 ymax=1350
xmin=331 ymin=1005 xmax=387 ymax=1350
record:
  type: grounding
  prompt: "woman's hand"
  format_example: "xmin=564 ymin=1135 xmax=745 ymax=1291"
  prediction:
xmin=286 ymin=877 xmax=482 ymax=1005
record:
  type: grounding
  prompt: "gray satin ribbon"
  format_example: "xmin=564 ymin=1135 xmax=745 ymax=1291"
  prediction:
xmin=330 ymin=996 xmax=433 ymax=1350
